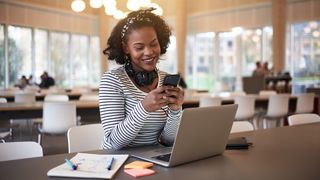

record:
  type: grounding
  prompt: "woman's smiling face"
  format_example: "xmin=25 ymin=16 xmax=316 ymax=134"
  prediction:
xmin=124 ymin=26 xmax=161 ymax=72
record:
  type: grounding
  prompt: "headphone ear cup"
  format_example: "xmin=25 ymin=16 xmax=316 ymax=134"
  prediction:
xmin=135 ymin=72 xmax=146 ymax=86
xmin=125 ymin=63 xmax=135 ymax=77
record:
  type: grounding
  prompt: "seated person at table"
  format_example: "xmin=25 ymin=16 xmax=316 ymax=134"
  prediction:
xmin=252 ymin=61 xmax=264 ymax=77
xmin=99 ymin=8 xmax=184 ymax=150
xmin=17 ymin=75 xmax=28 ymax=89
xmin=39 ymin=71 xmax=55 ymax=89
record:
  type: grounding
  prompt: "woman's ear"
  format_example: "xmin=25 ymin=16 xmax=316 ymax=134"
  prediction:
xmin=122 ymin=42 xmax=129 ymax=54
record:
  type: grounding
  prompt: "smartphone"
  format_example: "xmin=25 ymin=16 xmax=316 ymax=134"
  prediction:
xmin=163 ymin=74 xmax=180 ymax=87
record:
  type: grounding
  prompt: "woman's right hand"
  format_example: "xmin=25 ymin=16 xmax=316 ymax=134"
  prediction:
xmin=141 ymin=86 xmax=168 ymax=112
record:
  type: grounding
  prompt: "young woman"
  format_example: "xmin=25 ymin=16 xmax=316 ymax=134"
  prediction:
xmin=99 ymin=8 xmax=184 ymax=150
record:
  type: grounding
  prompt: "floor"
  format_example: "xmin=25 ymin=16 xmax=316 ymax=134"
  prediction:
xmin=2 ymin=120 xmax=70 ymax=156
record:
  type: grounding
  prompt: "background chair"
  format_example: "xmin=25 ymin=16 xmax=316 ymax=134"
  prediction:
xmin=0 ymin=141 xmax=43 ymax=161
xmin=44 ymin=94 xmax=69 ymax=102
xmin=67 ymin=123 xmax=103 ymax=153
xmin=234 ymin=95 xmax=257 ymax=129
xmin=0 ymin=98 xmax=11 ymax=142
xmin=14 ymin=92 xmax=36 ymax=103
xmin=230 ymin=121 xmax=254 ymax=133
xmin=259 ymin=90 xmax=277 ymax=96
xmin=38 ymin=102 xmax=77 ymax=144
xmin=288 ymin=113 xmax=320 ymax=126
xmin=78 ymin=94 xmax=99 ymax=125
xmin=199 ymin=97 xmax=222 ymax=107
xmin=295 ymin=93 xmax=315 ymax=114
xmin=262 ymin=94 xmax=290 ymax=129
xmin=33 ymin=94 xmax=69 ymax=129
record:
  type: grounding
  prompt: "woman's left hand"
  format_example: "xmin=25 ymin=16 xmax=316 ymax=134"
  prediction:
xmin=162 ymin=86 xmax=184 ymax=111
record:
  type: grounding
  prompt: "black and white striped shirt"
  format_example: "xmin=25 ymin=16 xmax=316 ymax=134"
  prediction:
xmin=99 ymin=66 xmax=182 ymax=150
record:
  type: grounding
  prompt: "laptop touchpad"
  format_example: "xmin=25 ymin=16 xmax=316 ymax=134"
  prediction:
xmin=152 ymin=153 xmax=171 ymax=162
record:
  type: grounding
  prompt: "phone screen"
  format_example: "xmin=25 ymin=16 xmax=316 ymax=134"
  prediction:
xmin=163 ymin=74 xmax=180 ymax=87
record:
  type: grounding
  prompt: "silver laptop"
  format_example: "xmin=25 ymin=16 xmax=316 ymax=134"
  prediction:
xmin=124 ymin=104 xmax=238 ymax=167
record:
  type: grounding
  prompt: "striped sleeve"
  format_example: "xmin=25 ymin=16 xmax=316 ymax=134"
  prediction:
xmin=160 ymin=107 xmax=182 ymax=146
xmin=99 ymin=72 xmax=149 ymax=150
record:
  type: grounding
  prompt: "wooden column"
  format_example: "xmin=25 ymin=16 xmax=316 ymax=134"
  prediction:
xmin=175 ymin=0 xmax=187 ymax=77
xmin=272 ymin=0 xmax=286 ymax=73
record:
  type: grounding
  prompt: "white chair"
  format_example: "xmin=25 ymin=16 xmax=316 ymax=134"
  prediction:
xmin=259 ymin=90 xmax=277 ymax=96
xmin=79 ymin=94 xmax=99 ymax=101
xmin=230 ymin=91 xmax=246 ymax=97
xmin=34 ymin=94 xmax=69 ymax=128
xmin=78 ymin=94 xmax=99 ymax=125
xmin=0 ymin=98 xmax=7 ymax=103
xmin=38 ymin=102 xmax=77 ymax=144
xmin=199 ymin=97 xmax=222 ymax=107
xmin=234 ymin=95 xmax=257 ymax=129
xmin=230 ymin=121 xmax=254 ymax=133
xmin=67 ymin=124 xmax=103 ymax=153
xmin=234 ymin=95 xmax=256 ymax=120
xmin=295 ymin=93 xmax=315 ymax=114
xmin=14 ymin=92 xmax=36 ymax=103
xmin=288 ymin=113 xmax=320 ymax=126
xmin=262 ymin=94 xmax=290 ymax=128
xmin=0 ymin=98 xmax=10 ymax=141
xmin=0 ymin=141 xmax=43 ymax=161
xmin=44 ymin=94 xmax=69 ymax=102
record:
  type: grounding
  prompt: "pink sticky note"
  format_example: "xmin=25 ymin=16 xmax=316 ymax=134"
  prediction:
xmin=124 ymin=168 xmax=156 ymax=177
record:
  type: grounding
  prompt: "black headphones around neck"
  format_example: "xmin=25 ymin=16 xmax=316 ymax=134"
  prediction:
xmin=125 ymin=63 xmax=158 ymax=86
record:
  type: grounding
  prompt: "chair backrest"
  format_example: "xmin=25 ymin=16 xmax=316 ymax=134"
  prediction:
xmin=234 ymin=95 xmax=256 ymax=120
xmin=44 ymin=94 xmax=69 ymax=102
xmin=288 ymin=113 xmax=320 ymax=126
xmin=14 ymin=93 xmax=36 ymax=103
xmin=199 ymin=97 xmax=222 ymax=107
xmin=67 ymin=123 xmax=103 ymax=153
xmin=79 ymin=94 xmax=99 ymax=101
xmin=230 ymin=121 xmax=254 ymax=133
xmin=42 ymin=102 xmax=76 ymax=134
xmin=296 ymin=93 xmax=315 ymax=113
xmin=230 ymin=91 xmax=246 ymax=97
xmin=0 ymin=98 xmax=7 ymax=103
xmin=266 ymin=94 xmax=290 ymax=117
xmin=0 ymin=141 xmax=43 ymax=161
xmin=259 ymin=90 xmax=277 ymax=96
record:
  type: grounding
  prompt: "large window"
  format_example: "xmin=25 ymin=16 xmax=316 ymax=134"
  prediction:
xmin=89 ymin=36 xmax=101 ymax=86
xmin=242 ymin=29 xmax=262 ymax=76
xmin=0 ymin=24 xmax=4 ymax=89
xmin=34 ymin=29 xmax=48 ymax=83
xmin=8 ymin=26 xmax=32 ymax=86
xmin=219 ymin=32 xmax=236 ymax=91
xmin=50 ymin=32 xmax=69 ymax=88
xmin=71 ymin=34 xmax=89 ymax=87
xmin=0 ymin=25 xmax=101 ymax=89
xmin=186 ymin=32 xmax=215 ymax=91
xmin=287 ymin=20 xmax=320 ymax=93
xmin=186 ymin=27 xmax=273 ymax=92
xmin=158 ymin=36 xmax=177 ymax=74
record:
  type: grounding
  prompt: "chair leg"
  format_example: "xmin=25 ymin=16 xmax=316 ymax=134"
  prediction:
xmin=263 ymin=119 xmax=267 ymax=129
xmin=38 ymin=133 xmax=41 ymax=145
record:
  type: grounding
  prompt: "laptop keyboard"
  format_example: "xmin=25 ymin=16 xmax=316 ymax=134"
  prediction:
xmin=152 ymin=153 xmax=171 ymax=162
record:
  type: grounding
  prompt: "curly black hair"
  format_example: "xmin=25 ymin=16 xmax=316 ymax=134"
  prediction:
xmin=103 ymin=9 xmax=172 ymax=65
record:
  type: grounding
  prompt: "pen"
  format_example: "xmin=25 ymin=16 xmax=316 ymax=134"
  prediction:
xmin=65 ymin=159 xmax=77 ymax=170
xmin=107 ymin=157 xmax=114 ymax=170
